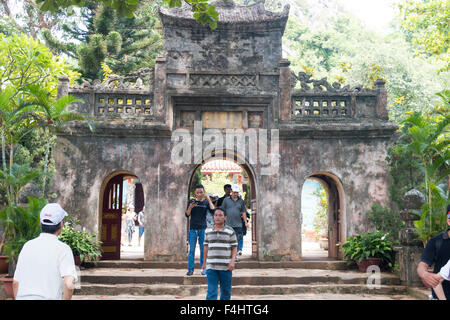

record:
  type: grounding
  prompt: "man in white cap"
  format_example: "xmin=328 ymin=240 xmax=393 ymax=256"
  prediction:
xmin=12 ymin=203 xmax=78 ymax=300
xmin=221 ymin=184 xmax=249 ymax=261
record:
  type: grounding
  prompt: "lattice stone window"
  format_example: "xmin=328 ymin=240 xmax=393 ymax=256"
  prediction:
xmin=292 ymin=97 xmax=351 ymax=119
xmin=96 ymin=94 xmax=153 ymax=116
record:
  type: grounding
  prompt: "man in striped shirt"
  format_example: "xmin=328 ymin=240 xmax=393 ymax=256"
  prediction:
xmin=202 ymin=207 xmax=238 ymax=300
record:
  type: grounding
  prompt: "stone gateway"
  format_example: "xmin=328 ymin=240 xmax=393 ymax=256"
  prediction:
xmin=51 ymin=0 xmax=397 ymax=262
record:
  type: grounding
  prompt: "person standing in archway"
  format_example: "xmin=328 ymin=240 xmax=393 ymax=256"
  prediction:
xmin=124 ymin=206 xmax=136 ymax=246
xmin=185 ymin=185 xmax=215 ymax=276
xmin=202 ymin=207 xmax=237 ymax=300
xmin=217 ymin=184 xmax=232 ymax=207
xmin=221 ymin=184 xmax=248 ymax=262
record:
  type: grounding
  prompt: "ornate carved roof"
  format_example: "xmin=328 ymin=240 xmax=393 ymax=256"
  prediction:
xmin=159 ymin=0 xmax=289 ymax=29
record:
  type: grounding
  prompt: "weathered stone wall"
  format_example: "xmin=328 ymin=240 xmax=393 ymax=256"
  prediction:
xmin=51 ymin=131 xmax=394 ymax=261
xmin=50 ymin=1 xmax=397 ymax=262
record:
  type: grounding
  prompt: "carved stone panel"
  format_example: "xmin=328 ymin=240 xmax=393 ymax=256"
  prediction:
xmin=202 ymin=111 xmax=243 ymax=129
xmin=248 ymin=111 xmax=263 ymax=128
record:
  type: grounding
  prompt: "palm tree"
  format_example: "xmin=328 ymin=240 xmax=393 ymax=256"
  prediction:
xmin=22 ymin=84 xmax=95 ymax=194
xmin=401 ymin=96 xmax=450 ymax=242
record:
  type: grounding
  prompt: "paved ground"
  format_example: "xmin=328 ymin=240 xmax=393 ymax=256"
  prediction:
xmin=72 ymin=293 xmax=418 ymax=300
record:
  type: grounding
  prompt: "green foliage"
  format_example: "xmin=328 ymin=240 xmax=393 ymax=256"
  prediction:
xmin=282 ymin=2 xmax=448 ymax=123
xmin=386 ymin=135 xmax=425 ymax=210
xmin=200 ymin=172 xmax=235 ymax=198
xmin=312 ymin=184 xmax=328 ymax=238
xmin=59 ymin=217 xmax=102 ymax=262
xmin=395 ymin=0 xmax=450 ymax=72
xmin=189 ymin=169 xmax=203 ymax=198
xmin=399 ymin=93 xmax=450 ymax=242
xmin=0 ymin=33 xmax=80 ymax=95
xmin=0 ymin=197 xmax=48 ymax=265
xmin=340 ymin=231 xmax=394 ymax=268
xmin=46 ymin=1 xmax=163 ymax=80
xmin=415 ymin=182 xmax=449 ymax=244
xmin=0 ymin=163 xmax=43 ymax=205
xmin=366 ymin=203 xmax=405 ymax=243
xmin=36 ymin=0 xmax=220 ymax=28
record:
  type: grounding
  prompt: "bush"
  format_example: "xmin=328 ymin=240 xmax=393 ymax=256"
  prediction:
xmin=366 ymin=203 xmax=404 ymax=244
xmin=59 ymin=217 xmax=102 ymax=263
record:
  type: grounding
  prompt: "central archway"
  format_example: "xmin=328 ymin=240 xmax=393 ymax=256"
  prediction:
xmin=187 ymin=150 xmax=258 ymax=259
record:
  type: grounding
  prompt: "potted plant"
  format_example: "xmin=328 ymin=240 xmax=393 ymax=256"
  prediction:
xmin=318 ymin=235 xmax=329 ymax=250
xmin=340 ymin=231 xmax=394 ymax=272
xmin=58 ymin=217 xmax=102 ymax=266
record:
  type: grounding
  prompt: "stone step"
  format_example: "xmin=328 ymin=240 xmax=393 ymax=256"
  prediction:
xmin=80 ymin=273 xmax=401 ymax=286
xmin=93 ymin=260 xmax=352 ymax=270
xmin=77 ymin=268 xmax=401 ymax=286
xmin=74 ymin=283 xmax=408 ymax=297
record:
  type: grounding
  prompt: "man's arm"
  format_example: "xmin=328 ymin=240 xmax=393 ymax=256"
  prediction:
xmin=241 ymin=211 xmax=249 ymax=228
xmin=202 ymin=245 xmax=208 ymax=270
xmin=62 ymin=276 xmax=75 ymax=300
xmin=432 ymin=274 xmax=446 ymax=300
xmin=228 ymin=246 xmax=237 ymax=271
xmin=205 ymin=195 xmax=215 ymax=210
xmin=185 ymin=201 xmax=197 ymax=217
xmin=241 ymin=200 xmax=249 ymax=228
xmin=417 ymin=261 xmax=440 ymax=288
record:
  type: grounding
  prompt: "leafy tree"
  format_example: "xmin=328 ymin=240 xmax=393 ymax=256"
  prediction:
xmin=366 ymin=203 xmax=404 ymax=244
xmin=200 ymin=172 xmax=235 ymax=199
xmin=36 ymin=0 xmax=220 ymax=29
xmin=395 ymin=0 xmax=449 ymax=72
xmin=0 ymin=33 xmax=79 ymax=95
xmin=400 ymin=92 xmax=450 ymax=242
xmin=43 ymin=1 xmax=164 ymax=80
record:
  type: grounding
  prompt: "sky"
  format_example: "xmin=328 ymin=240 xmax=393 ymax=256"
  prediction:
xmin=340 ymin=0 xmax=396 ymax=34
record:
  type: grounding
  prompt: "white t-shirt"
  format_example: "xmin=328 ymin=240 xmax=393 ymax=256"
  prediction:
xmin=440 ymin=259 xmax=450 ymax=281
xmin=13 ymin=233 xmax=78 ymax=300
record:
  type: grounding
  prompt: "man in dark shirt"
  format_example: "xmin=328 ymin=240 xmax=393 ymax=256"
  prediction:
xmin=417 ymin=205 xmax=450 ymax=299
xmin=222 ymin=184 xmax=248 ymax=262
xmin=185 ymin=184 xmax=215 ymax=276
xmin=216 ymin=184 xmax=231 ymax=207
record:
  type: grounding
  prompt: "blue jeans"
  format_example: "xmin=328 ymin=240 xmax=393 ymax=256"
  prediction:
xmin=188 ymin=229 xmax=205 ymax=272
xmin=238 ymin=238 xmax=243 ymax=253
xmin=206 ymin=269 xmax=232 ymax=300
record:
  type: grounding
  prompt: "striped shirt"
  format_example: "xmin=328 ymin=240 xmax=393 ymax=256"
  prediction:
xmin=204 ymin=225 xmax=238 ymax=271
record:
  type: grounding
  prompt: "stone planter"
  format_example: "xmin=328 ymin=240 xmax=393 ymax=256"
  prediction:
xmin=319 ymin=238 xmax=328 ymax=250
xmin=356 ymin=257 xmax=382 ymax=272
xmin=0 ymin=277 xmax=14 ymax=299
xmin=74 ymin=256 xmax=82 ymax=266
xmin=0 ymin=256 xmax=8 ymax=274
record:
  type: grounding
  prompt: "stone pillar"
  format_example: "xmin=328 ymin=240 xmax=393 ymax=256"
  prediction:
xmin=394 ymin=189 xmax=426 ymax=287
xmin=279 ymin=59 xmax=292 ymax=122
xmin=153 ymin=57 xmax=167 ymax=121
xmin=57 ymin=75 xmax=69 ymax=99
xmin=374 ymin=79 xmax=389 ymax=120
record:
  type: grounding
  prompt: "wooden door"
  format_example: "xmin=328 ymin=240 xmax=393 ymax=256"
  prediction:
xmin=328 ymin=184 xmax=340 ymax=259
xmin=101 ymin=175 xmax=124 ymax=260
xmin=251 ymin=199 xmax=257 ymax=259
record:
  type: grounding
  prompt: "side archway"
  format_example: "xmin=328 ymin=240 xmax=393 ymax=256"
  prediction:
xmin=98 ymin=170 xmax=144 ymax=260
xmin=302 ymin=172 xmax=346 ymax=260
